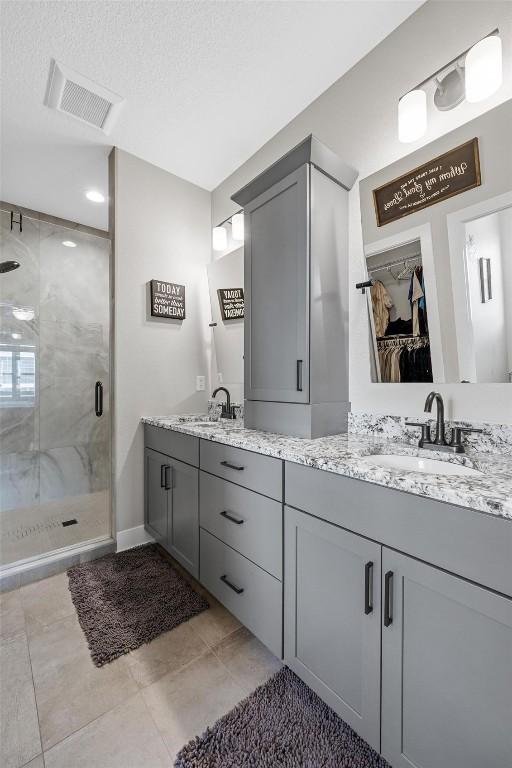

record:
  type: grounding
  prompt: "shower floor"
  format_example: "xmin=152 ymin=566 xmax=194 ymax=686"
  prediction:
xmin=0 ymin=491 xmax=110 ymax=566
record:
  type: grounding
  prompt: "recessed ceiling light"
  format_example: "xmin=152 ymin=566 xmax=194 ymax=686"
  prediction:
xmin=13 ymin=307 xmax=35 ymax=321
xmin=85 ymin=190 xmax=105 ymax=203
xmin=11 ymin=333 xmax=22 ymax=340
xmin=62 ymin=240 xmax=77 ymax=248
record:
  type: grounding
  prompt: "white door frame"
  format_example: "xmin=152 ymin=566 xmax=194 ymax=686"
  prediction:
xmin=364 ymin=222 xmax=445 ymax=382
xmin=446 ymin=191 xmax=512 ymax=382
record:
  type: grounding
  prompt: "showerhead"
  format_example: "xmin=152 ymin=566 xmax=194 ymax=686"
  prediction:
xmin=0 ymin=260 xmax=20 ymax=273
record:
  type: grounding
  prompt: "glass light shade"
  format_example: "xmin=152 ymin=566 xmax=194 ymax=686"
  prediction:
xmin=398 ymin=89 xmax=427 ymax=143
xmin=465 ymin=35 xmax=502 ymax=103
xmin=231 ymin=213 xmax=244 ymax=241
xmin=212 ymin=226 xmax=227 ymax=251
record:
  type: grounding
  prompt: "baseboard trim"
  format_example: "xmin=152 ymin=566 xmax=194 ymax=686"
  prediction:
xmin=116 ymin=525 xmax=154 ymax=552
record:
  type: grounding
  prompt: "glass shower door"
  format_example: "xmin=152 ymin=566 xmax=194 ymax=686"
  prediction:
xmin=0 ymin=210 xmax=111 ymax=566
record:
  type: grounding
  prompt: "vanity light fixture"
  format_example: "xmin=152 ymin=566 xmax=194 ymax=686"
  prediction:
xmin=398 ymin=30 xmax=502 ymax=143
xmin=85 ymin=190 xmax=105 ymax=203
xmin=398 ymin=89 xmax=427 ymax=143
xmin=212 ymin=226 xmax=227 ymax=252
xmin=231 ymin=212 xmax=244 ymax=241
xmin=62 ymin=240 xmax=77 ymax=248
xmin=465 ymin=35 xmax=503 ymax=103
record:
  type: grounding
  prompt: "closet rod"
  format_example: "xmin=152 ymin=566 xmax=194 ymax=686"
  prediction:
xmin=368 ymin=255 xmax=421 ymax=274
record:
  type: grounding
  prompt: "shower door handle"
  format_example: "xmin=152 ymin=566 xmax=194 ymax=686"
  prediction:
xmin=95 ymin=381 xmax=103 ymax=417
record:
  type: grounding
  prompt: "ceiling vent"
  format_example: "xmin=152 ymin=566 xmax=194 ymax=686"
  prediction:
xmin=45 ymin=60 xmax=123 ymax=134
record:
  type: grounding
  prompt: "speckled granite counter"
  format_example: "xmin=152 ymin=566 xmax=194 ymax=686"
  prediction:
xmin=142 ymin=414 xmax=512 ymax=521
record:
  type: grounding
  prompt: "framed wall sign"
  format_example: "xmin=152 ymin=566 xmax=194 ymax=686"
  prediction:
xmin=217 ymin=288 xmax=244 ymax=320
xmin=373 ymin=138 xmax=481 ymax=227
xmin=150 ymin=280 xmax=186 ymax=319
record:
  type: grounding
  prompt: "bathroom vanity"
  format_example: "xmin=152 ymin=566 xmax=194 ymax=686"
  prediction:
xmin=143 ymin=414 xmax=512 ymax=768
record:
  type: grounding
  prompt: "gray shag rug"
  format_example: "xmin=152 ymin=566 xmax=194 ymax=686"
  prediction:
xmin=175 ymin=666 xmax=390 ymax=768
xmin=67 ymin=544 xmax=208 ymax=667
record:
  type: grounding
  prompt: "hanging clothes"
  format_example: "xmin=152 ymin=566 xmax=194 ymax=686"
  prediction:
xmin=408 ymin=268 xmax=424 ymax=336
xmin=371 ymin=280 xmax=393 ymax=337
xmin=377 ymin=337 xmax=432 ymax=383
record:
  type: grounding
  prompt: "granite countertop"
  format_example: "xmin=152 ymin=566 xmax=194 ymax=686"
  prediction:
xmin=142 ymin=414 xmax=512 ymax=521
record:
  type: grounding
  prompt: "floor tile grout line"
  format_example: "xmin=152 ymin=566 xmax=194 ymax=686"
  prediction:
xmin=137 ymin=685 xmax=176 ymax=766
xmin=24 ymin=628 xmax=45 ymax=767
xmin=40 ymin=689 xmax=144 ymax=760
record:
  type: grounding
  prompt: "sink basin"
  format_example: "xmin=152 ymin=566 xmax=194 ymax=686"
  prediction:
xmin=368 ymin=454 xmax=482 ymax=476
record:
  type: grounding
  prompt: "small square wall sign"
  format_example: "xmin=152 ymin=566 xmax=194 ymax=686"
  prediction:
xmin=150 ymin=280 xmax=186 ymax=319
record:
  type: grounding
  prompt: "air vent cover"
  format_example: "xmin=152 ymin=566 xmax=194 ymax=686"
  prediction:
xmin=45 ymin=60 xmax=123 ymax=134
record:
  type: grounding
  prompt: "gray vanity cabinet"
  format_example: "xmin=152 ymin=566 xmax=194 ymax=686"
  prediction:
xmin=284 ymin=506 xmax=382 ymax=752
xmin=144 ymin=447 xmax=168 ymax=544
xmin=144 ymin=441 xmax=199 ymax=578
xmin=232 ymin=135 xmax=356 ymax=438
xmin=244 ymin=165 xmax=310 ymax=404
xmin=381 ymin=549 xmax=512 ymax=768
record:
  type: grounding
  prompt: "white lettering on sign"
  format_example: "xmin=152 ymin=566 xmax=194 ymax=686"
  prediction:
xmin=150 ymin=280 xmax=186 ymax=320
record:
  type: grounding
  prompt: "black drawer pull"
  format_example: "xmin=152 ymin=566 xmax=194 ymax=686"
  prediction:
xmin=220 ymin=510 xmax=244 ymax=525
xmin=384 ymin=570 xmax=394 ymax=627
xmin=160 ymin=464 xmax=166 ymax=488
xmin=164 ymin=465 xmax=173 ymax=490
xmin=364 ymin=561 xmax=373 ymax=615
xmin=220 ymin=574 xmax=244 ymax=594
xmin=220 ymin=460 xmax=244 ymax=471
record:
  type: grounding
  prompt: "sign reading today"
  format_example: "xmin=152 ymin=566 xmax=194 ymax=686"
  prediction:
xmin=150 ymin=280 xmax=186 ymax=319
xmin=373 ymin=138 xmax=481 ymax=227
xmin=217 ymin=288 xmax=244 ymax=320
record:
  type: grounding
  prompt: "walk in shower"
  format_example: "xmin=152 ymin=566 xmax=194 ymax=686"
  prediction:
xmin=0 ymin=207 xmax=112 ymax=569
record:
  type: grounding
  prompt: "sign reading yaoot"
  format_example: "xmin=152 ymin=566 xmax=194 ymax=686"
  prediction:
xmin=150 ymin=280 xmax=186 ymax=319
xmin=217 ymin=288 xmax=244 ymax=320
xmin=373 ymin=138 xmax=481 ymax=227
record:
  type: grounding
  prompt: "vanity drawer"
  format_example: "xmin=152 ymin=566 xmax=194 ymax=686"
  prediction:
xmin=200 ymin=528 xmax=282 ymax=657
xmin=144 ymin=424 xmax=199 ymax=467
xmin=200 ymin=471 xmax=282 ymax=579
xmin=200 ymin=440 xmax=282 ymax=500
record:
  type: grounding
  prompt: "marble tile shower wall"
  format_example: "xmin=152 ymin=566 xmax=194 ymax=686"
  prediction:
xmin=0 ymin=214 xmax=110 ymax=549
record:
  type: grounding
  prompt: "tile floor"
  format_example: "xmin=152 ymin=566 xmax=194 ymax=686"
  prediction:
xmin=0 ymin=560 xmax=282 ymax=768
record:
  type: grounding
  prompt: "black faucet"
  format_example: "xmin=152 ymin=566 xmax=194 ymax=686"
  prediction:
xmin=212 ymin=387 xmax=236 ymax=419
xmin=406 ymin=390 xmax=482 ymax=454
xmin=424 ymin=391 xmax=446 ymax=445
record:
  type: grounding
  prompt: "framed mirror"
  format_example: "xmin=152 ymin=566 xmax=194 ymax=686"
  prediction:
xmin=359 ymin=100 xmax=512 ymax=384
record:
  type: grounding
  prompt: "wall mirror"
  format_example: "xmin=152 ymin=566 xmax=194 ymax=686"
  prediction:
xmin=359 ymin=100 xmax=512 ymax=383
xmin=207 ymin=246 xmax=244 ymax=403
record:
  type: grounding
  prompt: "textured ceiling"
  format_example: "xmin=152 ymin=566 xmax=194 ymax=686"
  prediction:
xmin=1 ymin=1 xmax=422 ymax=228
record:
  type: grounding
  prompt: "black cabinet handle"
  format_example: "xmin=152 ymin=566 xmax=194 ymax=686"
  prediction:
xmin=95 ymin=381 xmax=103 ymax=417
xmin=164 ymin=465 xmax=172 ymax=490
xmin=296 ymin=360 xmax=303 ymax=391
xmin=384 ymin=570 xmax=394 ymax=627
xmin=220 ymin=460 xmax=244 ymax=471
xmin=160 ymin=464 xmax=166 ymax=488
xmin=364 ymin=561 xmax=374 ymax=615
xmin=220 ymin=510 xmax=244 ymax=525
xmin=220 ymin=574 xmax=244 ymax=594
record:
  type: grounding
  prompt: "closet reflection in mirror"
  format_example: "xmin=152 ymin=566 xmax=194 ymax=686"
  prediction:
xmin=359 ymin=100 xmax=512 ymax=384
xmin=367 ymin=241 xmax=432 ymax=383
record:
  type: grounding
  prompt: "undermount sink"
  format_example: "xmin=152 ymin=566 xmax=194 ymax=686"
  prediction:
xmin=368 ymin=454 xmax=482 ymax=476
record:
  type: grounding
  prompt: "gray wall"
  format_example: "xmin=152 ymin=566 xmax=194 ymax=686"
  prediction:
xmin=211 ymin=1 xmax=512 ymax=424
xmin=113 ymin=149 xmax=211 ymax=535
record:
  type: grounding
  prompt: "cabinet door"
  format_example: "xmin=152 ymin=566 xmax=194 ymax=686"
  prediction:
xmin=382 ymin=549 xmax=512 ymax=768
xmin=284 ymin=506 xmax=381 ymax=751
xmin=245 ymin=165 xmax=309 ymax=403
xmin=167 ymin=458 xmax=199 ymax=578
xmin=144 ymin=448 xmax=168 ymax=544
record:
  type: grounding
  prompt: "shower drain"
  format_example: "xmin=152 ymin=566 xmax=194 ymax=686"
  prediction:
xmin=5 ymin=517 xmax=76 ymax=541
